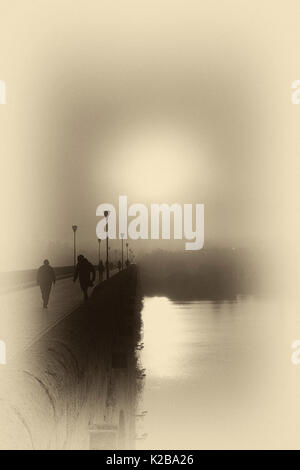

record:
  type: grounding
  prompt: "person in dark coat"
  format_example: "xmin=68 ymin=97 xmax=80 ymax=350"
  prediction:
xmin=73 ymin=254 xmax=96 ymax=301
xmin=37 ymin=259 xmax=56 ymax=308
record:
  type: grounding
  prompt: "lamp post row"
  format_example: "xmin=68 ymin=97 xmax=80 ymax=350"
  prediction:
xmin=72 ymin=224 xmax=132 ymax=279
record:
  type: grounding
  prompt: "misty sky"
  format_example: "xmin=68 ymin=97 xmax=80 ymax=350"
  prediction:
xmin=0 ymin=1 xmax=298 ymax=271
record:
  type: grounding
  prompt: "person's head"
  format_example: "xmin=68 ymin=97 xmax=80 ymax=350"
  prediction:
xmin=43 ymin=259 xmax=49 ymax=265
xmin=77 ymin=254 xmax=84 ymax=262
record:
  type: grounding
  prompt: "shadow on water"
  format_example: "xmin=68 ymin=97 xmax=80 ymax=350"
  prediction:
xmin=139 ymin=247 xmax=259 ymax=302
xmin=135 ymin=275 xmax=286 ymax=449
xmin=141 ymin=267 xmax=239 ymax=302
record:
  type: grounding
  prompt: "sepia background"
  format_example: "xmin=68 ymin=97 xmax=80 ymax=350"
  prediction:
xmin=0 ymin=0 xmax=300 ymax=449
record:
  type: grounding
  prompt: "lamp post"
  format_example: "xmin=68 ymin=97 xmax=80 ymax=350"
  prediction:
xmin=98 ymin=237 xmax=101 ymax=282
xmin=126 ymin=242 xmax=129 ymax=266
xmin=72 ymin=225 xmax=78 ymax=273
xmin=98 ymin=238 xmax=101 ymax=265
xmin=120 ymin=233 xmax=124 ymax=270
xmin=104 ymin=210 xmax=109 ymax=279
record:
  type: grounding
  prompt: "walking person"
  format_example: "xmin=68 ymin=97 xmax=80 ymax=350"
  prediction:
xmin=117 ymin=260 xmax=122 ymax=272
xmin=37 ymin=259 xmax=56 ymax=308
xmin=73 ymin=255 xmax=96 ymax=301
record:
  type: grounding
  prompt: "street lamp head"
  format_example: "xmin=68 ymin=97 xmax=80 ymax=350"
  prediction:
xmin=72 ymin=225 xmax=78 ymax=232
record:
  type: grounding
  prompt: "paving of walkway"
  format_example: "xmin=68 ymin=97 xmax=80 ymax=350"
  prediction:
xmin=0 ymin=270 xmax=118 ymax=363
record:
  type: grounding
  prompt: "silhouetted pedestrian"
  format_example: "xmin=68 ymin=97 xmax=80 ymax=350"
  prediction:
xmin=37 ymin=259 xmax=56 ymax=308
xmin=73 ymin=254 xmax=96 ymax=301
xmin=117 ymin=260 xmax=122 ymax=272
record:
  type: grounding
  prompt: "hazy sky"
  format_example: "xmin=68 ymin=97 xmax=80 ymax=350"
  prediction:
xmin=0 ymin=1 xmax=298 ymax=271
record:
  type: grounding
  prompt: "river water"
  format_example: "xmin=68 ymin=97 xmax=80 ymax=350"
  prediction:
xmin=136 ymin=296 xmax=300 ymax=449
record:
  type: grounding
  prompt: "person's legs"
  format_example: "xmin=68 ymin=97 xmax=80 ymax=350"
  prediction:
xmin=80 ymin=281 xmax=89 ymax=301
xmin=40 ymin=286 xmax=46 ymax=306
xmin=44 ymin=284 xmax=52 ymax=307
xmin=41 ymin=283 xmax=51 ymax=307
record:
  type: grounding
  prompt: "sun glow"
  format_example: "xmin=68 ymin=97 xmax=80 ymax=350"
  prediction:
xmin=95 ymin=119 xmax=212 ymax=202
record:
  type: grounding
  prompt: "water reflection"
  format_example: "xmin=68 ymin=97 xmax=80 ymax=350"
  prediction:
xmin=137 ymin=296 xmax=300 ymax=449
